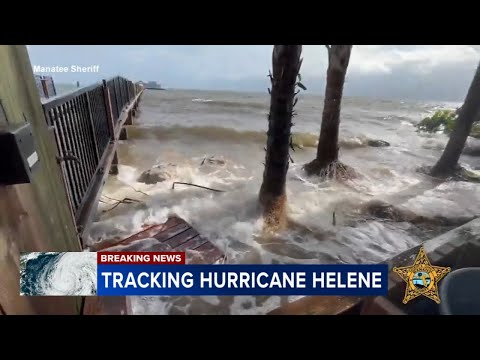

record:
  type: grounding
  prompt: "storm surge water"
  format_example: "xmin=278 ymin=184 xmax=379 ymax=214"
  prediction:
xmin=86 ymin=89 xmax=480 ymax=314
xmin=20 ymin=252 xmax=97 ymax=296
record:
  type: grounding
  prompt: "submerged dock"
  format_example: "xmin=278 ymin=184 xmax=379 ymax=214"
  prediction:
xmin=84 ymin=216 xmax=225 ymax=315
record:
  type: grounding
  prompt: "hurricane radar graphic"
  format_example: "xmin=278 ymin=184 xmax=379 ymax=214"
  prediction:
xmin=20 ymin=252 xmax=97 ymax=296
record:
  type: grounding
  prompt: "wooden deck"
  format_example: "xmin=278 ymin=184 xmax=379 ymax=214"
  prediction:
xmin=83 ymin=216 xmax=225 ymax=315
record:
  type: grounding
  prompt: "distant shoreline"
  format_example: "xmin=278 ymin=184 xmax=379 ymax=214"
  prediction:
xmin=51 ymin=83 xmax=462 ymax=105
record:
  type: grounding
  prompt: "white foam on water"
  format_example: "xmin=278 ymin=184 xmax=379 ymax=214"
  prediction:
xmin=130 ymin=296 xmax=173 ymax=315
xmin=404 ymin=181 xmax=480 ymax=219
xmin=191 ymin=98 xmax=213 ymax=103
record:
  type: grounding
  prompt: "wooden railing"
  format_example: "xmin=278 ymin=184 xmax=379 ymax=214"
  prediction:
xmin=42 ymin=76 xmax=142 ymax=236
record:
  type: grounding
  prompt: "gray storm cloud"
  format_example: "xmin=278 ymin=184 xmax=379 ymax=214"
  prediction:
xmin=27 ymin=45 xmax=480 ymax=101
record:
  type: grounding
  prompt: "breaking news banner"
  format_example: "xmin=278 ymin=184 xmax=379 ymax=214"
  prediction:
xmin=20 ymin=252 xmax=388 ymax=297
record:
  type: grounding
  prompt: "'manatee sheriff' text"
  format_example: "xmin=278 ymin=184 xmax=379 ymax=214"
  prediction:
xmin=33 ymin=65 xmax=100 ymax=73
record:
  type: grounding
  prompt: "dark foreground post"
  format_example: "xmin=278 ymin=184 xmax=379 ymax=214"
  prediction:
xmin=0 ymin=45 xmax=82 ymax=314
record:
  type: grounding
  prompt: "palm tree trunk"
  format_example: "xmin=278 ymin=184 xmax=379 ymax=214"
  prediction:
xmin=305 ymin=45 xmax=352 ymax=177
xmin=259 ymin=45 xmax=302 ymax=230
xmin=431 ymin=63 xmax=480 ymax=177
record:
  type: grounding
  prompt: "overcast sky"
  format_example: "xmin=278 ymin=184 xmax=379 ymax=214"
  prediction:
xmin=27 ymin=45 xmax=480 ymax=101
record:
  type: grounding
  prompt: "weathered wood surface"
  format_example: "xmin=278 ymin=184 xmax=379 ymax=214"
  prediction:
xmin=90 ymin=216 xmax=224 ymax=263
xmin=0 ymin=45 xmax=81 ymax=315
xmin=83 ymin=216 xmax=225 ymax=315
xmin=268 ymin=296 xmax=362 ymax=315
xmin=83 ymin=296 xmax=132 ymax=316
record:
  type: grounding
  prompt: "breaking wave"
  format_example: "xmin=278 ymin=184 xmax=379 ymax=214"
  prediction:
xmin=192 ymin=98 xmax=213 ymax=103
xmin=127 ymin=125 xmax=371 ymax=149
xmin=20 ymin=252 xmax=97 ymax=296
xmin=191 ymin=98 xmax=268 ymax=111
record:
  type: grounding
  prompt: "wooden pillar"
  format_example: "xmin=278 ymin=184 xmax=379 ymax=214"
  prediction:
xmin=0 ymin=45 xmax=82 ymax=314
xmin=119 ymin=127 xmax=128 ymax=140
xmin=124 ymin=109 xmax=133 ymax=126
xmin=109 ymin=151 xmax=119 ymax=175
xmin=40 ymin=78 xmax=49 ymax=98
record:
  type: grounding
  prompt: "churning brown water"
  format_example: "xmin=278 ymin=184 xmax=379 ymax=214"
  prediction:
xmin=87 ymin=89 xmax=480 ymax=314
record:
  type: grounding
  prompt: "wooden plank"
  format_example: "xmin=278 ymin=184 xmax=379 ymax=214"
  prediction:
xmin=116 ymin=221 xmax=185 ymax=247
xmin=90 ymin=216 xmax=182 ymax=251
xmin=153 ymin=222 xmax=191 ymax=242
xmin=91 ymin=217 xmax=223 ymax=260
xmin=175 ymin=235 xmax=209 ymax=252
xmin=162 ymin=227 xmax=199 ymax=248
xmin=192 ymin=242 xmax=225 ymax=263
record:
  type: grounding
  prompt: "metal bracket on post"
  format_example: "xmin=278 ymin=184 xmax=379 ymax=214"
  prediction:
xmin=56 ymin=151 xmax=79 ymax=164
xmin=0 ymin=115 xmax=40 ymax=185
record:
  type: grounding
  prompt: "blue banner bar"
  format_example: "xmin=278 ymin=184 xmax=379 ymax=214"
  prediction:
xmin=97 ymin=264 xmax=388 ymax=296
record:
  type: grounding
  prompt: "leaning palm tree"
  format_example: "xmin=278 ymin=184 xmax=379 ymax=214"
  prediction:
xmin=304 ymin=45 xmax=354 ymax=179
xmin=431 ymin=62 xmax=480 ymax=178
xmin=259 ymin=45 xmax=303 ymax=231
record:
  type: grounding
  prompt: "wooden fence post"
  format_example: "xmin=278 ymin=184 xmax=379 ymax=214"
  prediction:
xmin=40 ymin=78 xmax=49 ymax=98
xmin=0 ymin=45 xmax=82 ymax=314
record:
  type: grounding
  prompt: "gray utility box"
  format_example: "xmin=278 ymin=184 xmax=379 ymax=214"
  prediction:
xmin=439 ymin=268 xmax=480 ymax=315
xmin=0 ymin=122 xmax=40 ymax=185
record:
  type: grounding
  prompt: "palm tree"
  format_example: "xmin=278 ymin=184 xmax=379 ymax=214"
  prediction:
xmin=431 ymin=62 xmax=480 ymax=177
xmin=259 ymin=45 xmax=303 ymax=231
xmin=304 ymin=45 xmax=354 ymax=179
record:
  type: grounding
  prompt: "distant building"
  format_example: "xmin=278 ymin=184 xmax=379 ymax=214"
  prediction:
xmin=137 ymin=80 xmax=164 ymax=90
